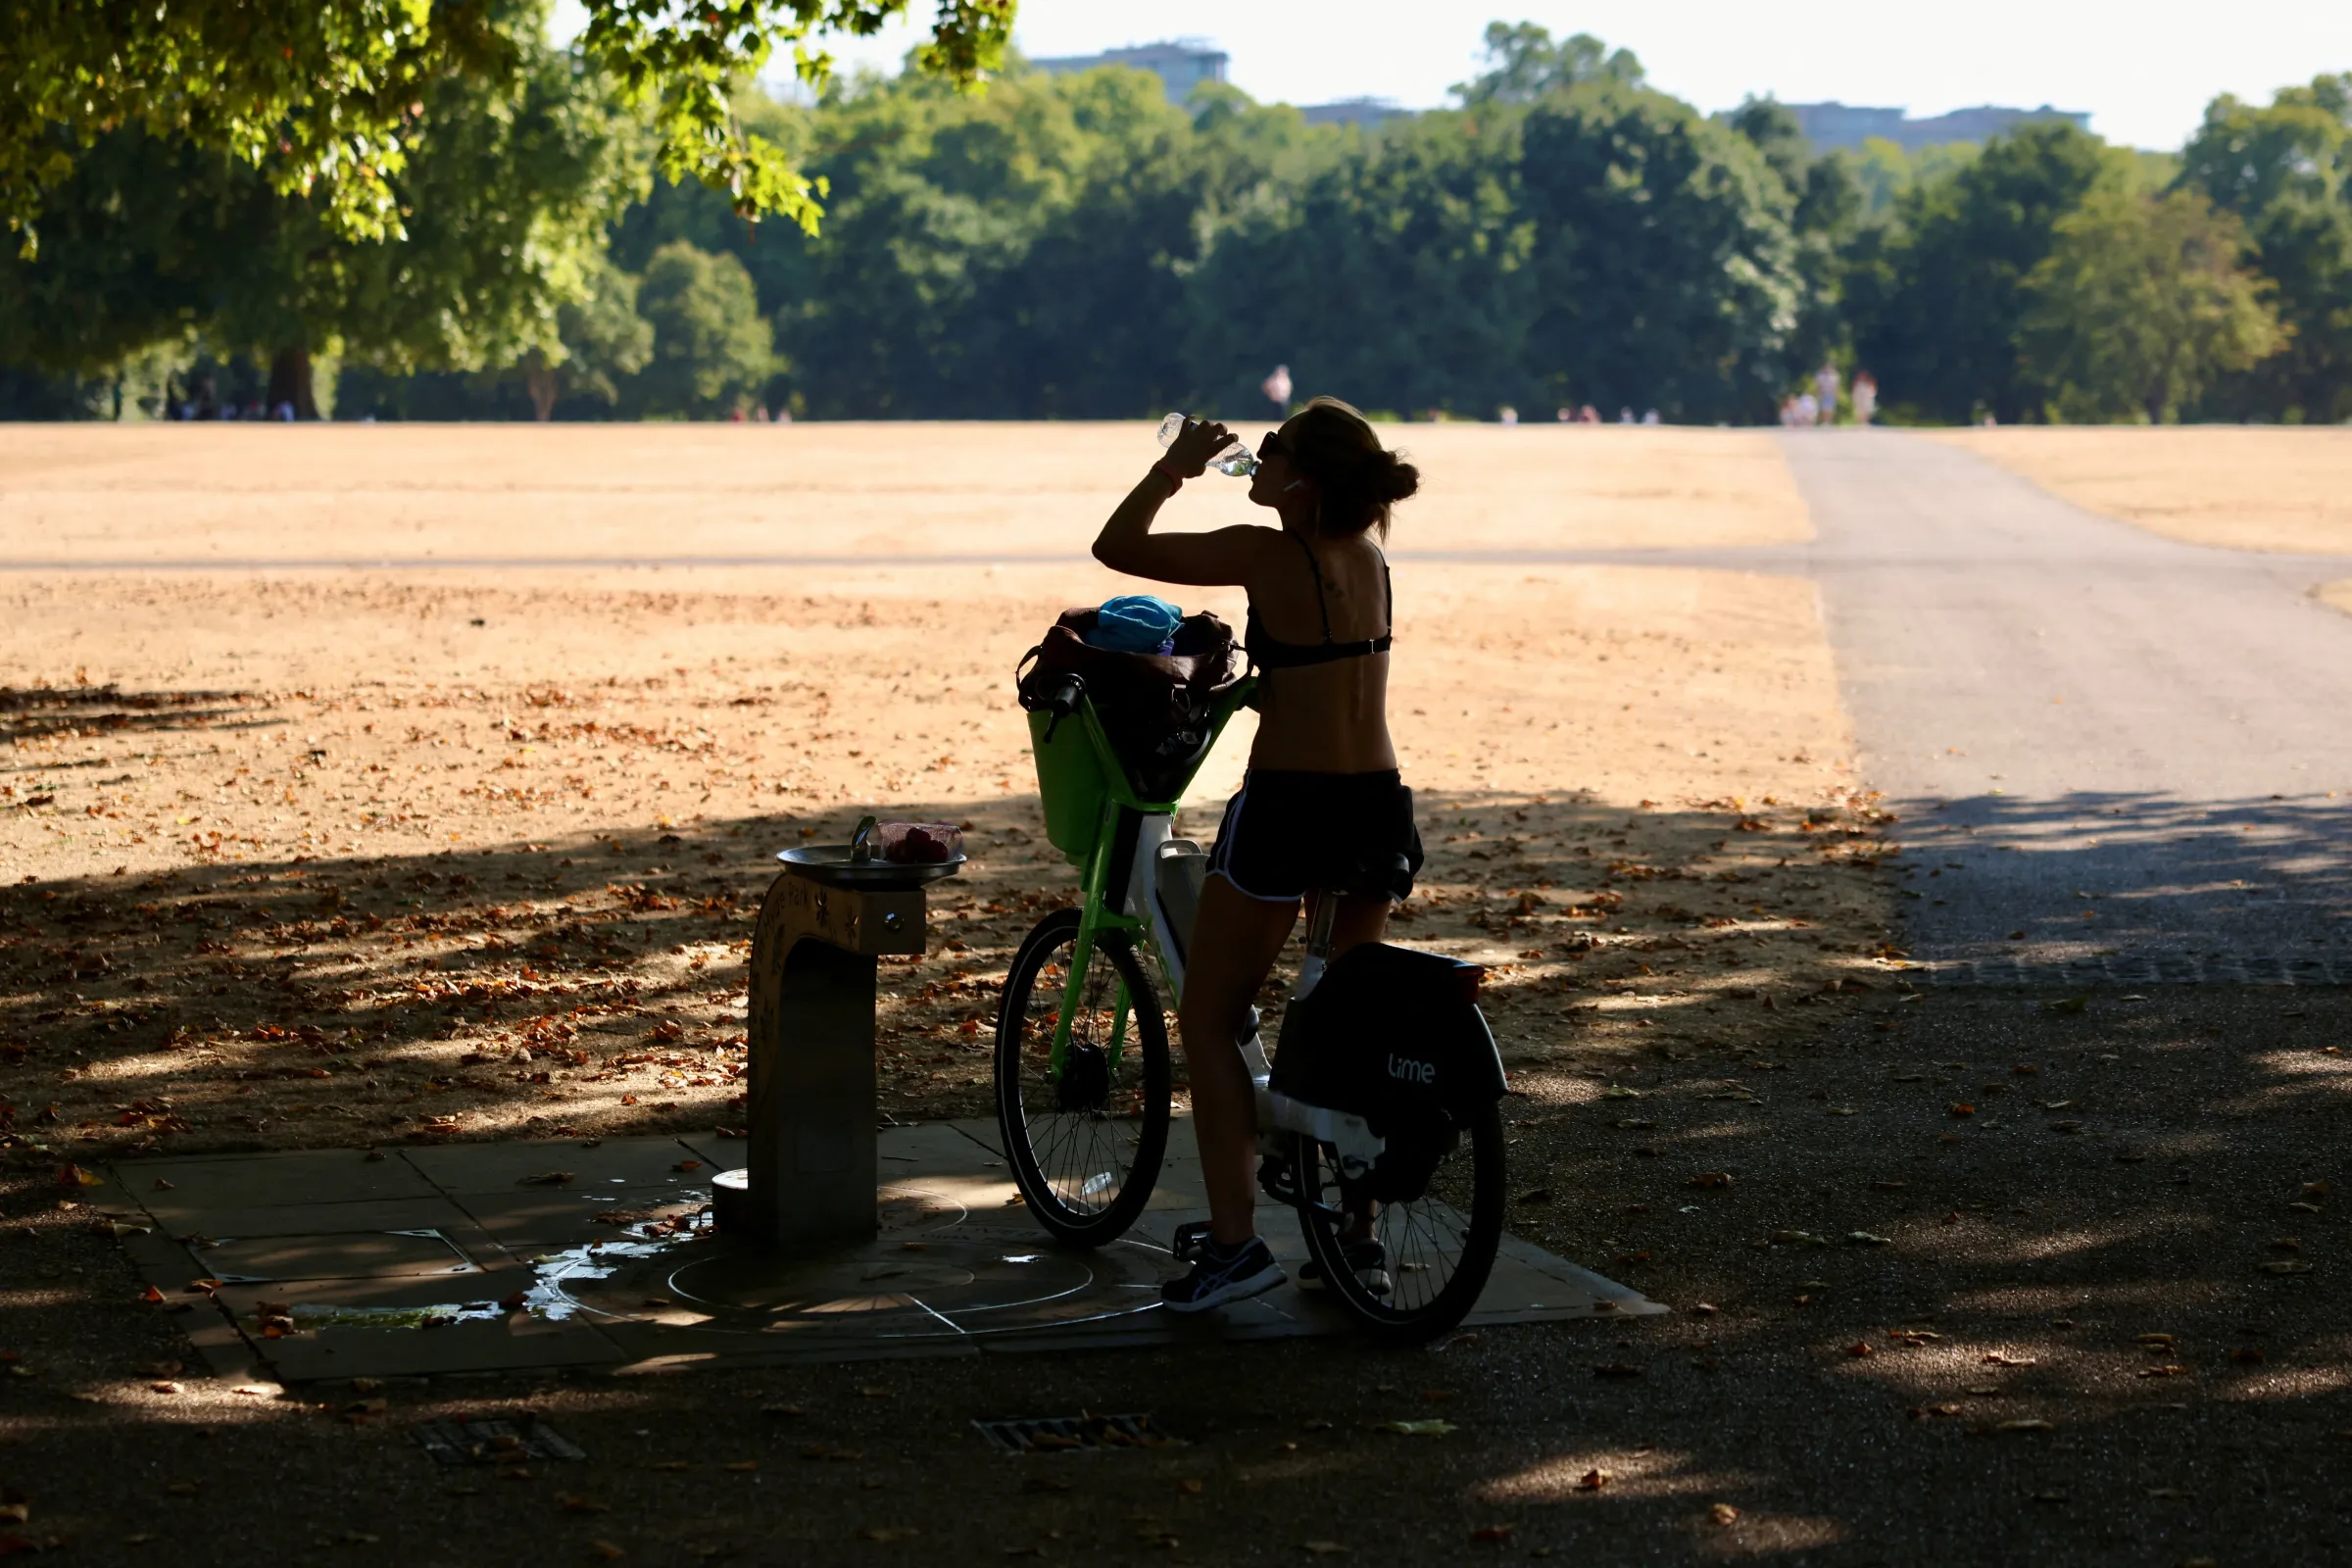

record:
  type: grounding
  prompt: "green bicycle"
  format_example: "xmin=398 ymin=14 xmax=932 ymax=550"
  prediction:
xmin=994 ymin=659 xmax=1508 ymax=1343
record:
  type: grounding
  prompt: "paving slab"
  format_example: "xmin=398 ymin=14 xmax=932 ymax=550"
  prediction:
xmin=201 ymin=1227 xmax=482 ymax=1285
xmin=102 ymin=1118 xmax=1659 ymax=1381
xmin=401 ymin=1136 xmax=713 ymax=1196
xmin=130 ymin=1148 xmax=440 ymax=1219
xmin=451 ymin=1185 xmax=713 ymax=1252
xmin=134 ymin=1196 xmax=474 ymax=1243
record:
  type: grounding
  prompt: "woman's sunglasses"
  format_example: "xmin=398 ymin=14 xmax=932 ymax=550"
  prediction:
xmin=1259 ymin=430 xmax=1291 ymax=462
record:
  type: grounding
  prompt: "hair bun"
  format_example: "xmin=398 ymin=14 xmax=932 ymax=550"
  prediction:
xmin=1378 ymin=453 xmax=1421 ymax=504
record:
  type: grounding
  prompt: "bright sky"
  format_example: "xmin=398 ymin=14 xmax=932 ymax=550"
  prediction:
xmin=553 ymin=2 xmax=2352 ymax=151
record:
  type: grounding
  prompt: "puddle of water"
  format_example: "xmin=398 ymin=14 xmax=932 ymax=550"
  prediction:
xmin=290 ymin=1302 xmax=509 ymax=1330
xmin=260 ymin=1200 xmax=716 ymax=1331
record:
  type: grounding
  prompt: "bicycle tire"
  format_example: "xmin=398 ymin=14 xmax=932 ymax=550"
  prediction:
xmin=1292 ymin=1096 xmax=1505 ymax=1344
xmin=995 ymin=908 xmax=1172 ymax=1247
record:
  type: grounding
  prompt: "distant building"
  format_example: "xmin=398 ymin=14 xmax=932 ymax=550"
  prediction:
xmin=1032 ymin=40 xmax=1228 ymax=105
xmin=1299 ymin=98 xmax=1413 ymax=130
xmin=1787 ymin=102 xmax=2091 ymax=154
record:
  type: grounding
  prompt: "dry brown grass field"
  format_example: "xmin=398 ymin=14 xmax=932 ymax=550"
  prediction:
xmin=1936 ymin=425 xmax=2352 ymax=555
xmin=0 ymin=423 xmax=1903 ymax=1165
xmin=1 ymin=420 xmax=1810 ymax=564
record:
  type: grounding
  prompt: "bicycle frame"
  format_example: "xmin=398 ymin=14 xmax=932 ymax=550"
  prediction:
xmin=1036 ymin=679 xmax=1389 ymax=1176
xmin=1044 ymin=679 xmax=1255 ymax=1082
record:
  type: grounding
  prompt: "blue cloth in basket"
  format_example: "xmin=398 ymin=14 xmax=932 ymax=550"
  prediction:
xmin=1085 ymin=594 xmax=1184 ymax=656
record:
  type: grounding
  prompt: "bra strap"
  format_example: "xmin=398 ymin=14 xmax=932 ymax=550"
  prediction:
xmin=1289 ymin=530 xmax=1337 ymax=644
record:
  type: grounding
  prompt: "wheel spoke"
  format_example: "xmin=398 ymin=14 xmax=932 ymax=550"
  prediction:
xmin=1000 ymin=920 xmax=1168 ymax=1240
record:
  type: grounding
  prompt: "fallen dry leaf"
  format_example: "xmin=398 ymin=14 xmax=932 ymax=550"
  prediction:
xmin=1576 ymin=1468 xmax=1612 ymax=1492
xmin=860 ymin=1528 xmax=919 ymax=1543
xmin=1709 ymin=1503 xmax=1740 ymax=1527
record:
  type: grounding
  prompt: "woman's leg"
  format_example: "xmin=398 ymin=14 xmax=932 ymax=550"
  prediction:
xmin=1178 ymin=873 xmax=1298 ymax=1247
xmin=1316 ymin=891 xmax=1391 ymax=958
xmin=1311 ymin=893 xmax=1393 ymax=1246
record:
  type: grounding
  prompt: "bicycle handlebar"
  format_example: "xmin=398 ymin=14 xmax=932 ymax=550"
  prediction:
xmin=1041 ymin=675 xmax=1085 ymax=742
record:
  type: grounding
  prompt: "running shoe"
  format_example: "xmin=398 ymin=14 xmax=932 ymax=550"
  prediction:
xmin=1161 ymin=1236 xmax=1285 ymax=1313
xmin=1298 ymin=1239 xmax=1391 ymax=1298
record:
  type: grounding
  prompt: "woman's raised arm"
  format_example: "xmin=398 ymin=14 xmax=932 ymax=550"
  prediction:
xmin=1091 ymin=417 xmax=1269 ymax=587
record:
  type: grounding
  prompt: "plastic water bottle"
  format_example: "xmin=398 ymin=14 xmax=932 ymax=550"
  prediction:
xmin=1156 ymin=412 xmax=1257 ymax=477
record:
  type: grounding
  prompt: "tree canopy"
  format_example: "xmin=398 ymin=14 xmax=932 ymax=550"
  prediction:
xmin=1 ymin=0 xmax=1013 ymax=256
xmin=2018 ymin=188 xmax=2284 ymax=422
xmin=2180 ymin=74 xmax=2352 ymax=422
xmin=7 ymin=19 xmax=2350 ymax=424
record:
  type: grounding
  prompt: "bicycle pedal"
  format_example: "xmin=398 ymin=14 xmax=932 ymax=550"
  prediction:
xmin=1172 ymin=1220 xmax=1214 ymax=1264
xmin=1256 ymin=1154 xmax=1299 ymax=1205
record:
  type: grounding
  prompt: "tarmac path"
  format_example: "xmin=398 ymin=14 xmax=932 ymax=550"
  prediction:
xmin=1778 ymin=431 xmax=2352 ymax=983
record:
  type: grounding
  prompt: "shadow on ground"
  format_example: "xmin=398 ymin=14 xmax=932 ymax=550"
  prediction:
xmin=1 ymin=784 xmax=1902 ymax=1158
xmin=1 ymin=683 xmax=272 ymax=751
xmin=3 ymin=985 xmax=2348 ymax=1564
xmin=1892 ymin=789 xmax=2352 ymax=977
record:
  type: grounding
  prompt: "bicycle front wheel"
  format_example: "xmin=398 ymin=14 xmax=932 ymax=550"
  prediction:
xmin=1293 ymin=1097 xmax=1505 ymax=1344
xmin=995 ymin=908 xmax=1172 ymax=1247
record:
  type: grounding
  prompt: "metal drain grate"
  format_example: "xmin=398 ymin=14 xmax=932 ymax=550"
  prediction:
xmin=973 ymin=1413 xmax=1177 ymax=1455
xmin=415 ymin=1415 xmax=587 ymax=1466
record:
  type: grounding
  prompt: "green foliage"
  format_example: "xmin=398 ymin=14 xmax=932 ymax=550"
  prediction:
xmin=0 ymin=25 xmax=642 ymax=412
xmin=629 ymin=241 xmax=774 ymax=416
xmin=2 ymin=0 xmax=1011 ymax=257
xmin=1848 ymin=138 xmax=1981 ymax=218
xmin=14 ymin=15 xmax=2352 ymax=427
xmin=1846 ymin=122 xmax=2108 ymax=422
xmin=1452 ymin=22 xmax=1643 ymax=106
xmin=557 ymin=255 xmax=659 ymax=407
xmin=1187 ymin=108 xmax=1540 ymax=418
xmin=2179 ymin=74 xmax=2352 ymax=421
xmin=1516 ymin=85 xmax=1805 ymax=420
xmin=2018 ymin=188 xmax=2285 ymax=421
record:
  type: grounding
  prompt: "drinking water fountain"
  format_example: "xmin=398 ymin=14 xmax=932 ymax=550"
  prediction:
xmin=711 ymin=818 xmax=962 ymax=1248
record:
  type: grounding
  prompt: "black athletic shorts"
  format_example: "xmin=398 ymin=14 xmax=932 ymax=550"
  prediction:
xmin=1206 ymin=769 xmax=1425 ymax=902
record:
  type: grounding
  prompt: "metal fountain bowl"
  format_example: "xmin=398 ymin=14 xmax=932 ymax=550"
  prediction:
xmin=774 ymin=843 xmax=965 ymax=889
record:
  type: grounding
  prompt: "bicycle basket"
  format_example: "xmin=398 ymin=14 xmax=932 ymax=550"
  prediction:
xmin=1270 ymin=942 xmax=1505 ymax=1201
xmin=1016 ymin=610 xmax=1243 ymax=858
xmin=1024 ymin=705 xmax=1112 ymax=861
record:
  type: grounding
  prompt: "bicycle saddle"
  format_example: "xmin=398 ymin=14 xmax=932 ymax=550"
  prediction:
xmin=1338 ymin=850 xmax=1414 ymax=898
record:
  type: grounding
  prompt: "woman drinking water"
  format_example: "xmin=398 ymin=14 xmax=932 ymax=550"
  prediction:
xmin=1091 ymin=397 xmax=1424 ymax=1311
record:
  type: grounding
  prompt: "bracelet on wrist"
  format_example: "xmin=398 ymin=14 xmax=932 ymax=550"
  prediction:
xmin=1152 ymin=461 xmax=1184 ymax=494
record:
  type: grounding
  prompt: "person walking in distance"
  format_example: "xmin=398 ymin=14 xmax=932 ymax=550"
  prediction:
xmin=1814 ymin=362 xmax=1842 ymax=426
xmin=1851 ymin=371 xmax=1879 ymax=425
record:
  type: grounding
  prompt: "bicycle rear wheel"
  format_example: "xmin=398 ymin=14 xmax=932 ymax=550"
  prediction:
xmin=995 ymin=908 xmax=1172 ymax=1247
xmin=1292 ymin=1098 xmax=1505 ymax=1344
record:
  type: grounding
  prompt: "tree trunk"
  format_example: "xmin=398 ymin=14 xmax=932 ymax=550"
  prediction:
xmin=524 ymin=351 xmax=559 ymax=421
xmin=267 ymin=347 xmax=318 ymax=420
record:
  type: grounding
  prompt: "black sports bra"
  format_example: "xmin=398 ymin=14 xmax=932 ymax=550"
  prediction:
xmin=1245 ymin=532 xmax=1394 ymax=670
